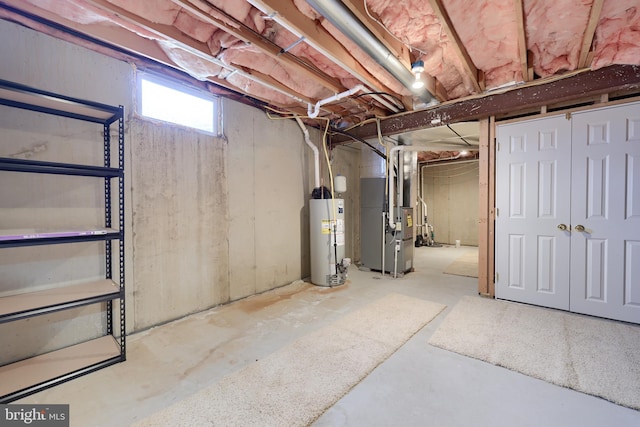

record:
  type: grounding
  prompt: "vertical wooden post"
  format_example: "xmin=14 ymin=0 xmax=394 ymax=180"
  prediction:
xmin=478 ymin=118 xmax=490 ymax=295
xmin=488 ymin=117 xmax=496 ymax=297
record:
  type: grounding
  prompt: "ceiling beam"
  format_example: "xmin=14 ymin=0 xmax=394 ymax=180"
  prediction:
xmin=172 ymin=0 xmax=344 ymax=93
xmin=578 ymin=0 xmax=604 ymax=68
xmin=428 ymin=0 xmax=482 ymax=92
xmin=514 ymin=0 xmax=530 ymax=81
xmin=333 ymin=65 xmax=640 ymax=142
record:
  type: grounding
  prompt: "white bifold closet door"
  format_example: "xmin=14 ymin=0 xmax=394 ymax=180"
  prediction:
xmin=496 ymin=102 xmax=640 ymax=324
xmin=570 ymin=104 xmax=640 ymax=323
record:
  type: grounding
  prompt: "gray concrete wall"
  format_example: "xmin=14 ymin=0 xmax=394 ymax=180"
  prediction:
xmin=0 ymin=19 xmax=361 ymax=363
xmin=421 ymin=161 xmax=479 ymax=246
xmin=129 ymin=120 xmax=229 ymax=329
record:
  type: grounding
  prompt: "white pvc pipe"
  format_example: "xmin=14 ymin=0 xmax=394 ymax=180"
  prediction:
xmin=295 ymin=117 xmax=320 ymax=189
xmin=307 ymin=85 xmax=367 ymax=118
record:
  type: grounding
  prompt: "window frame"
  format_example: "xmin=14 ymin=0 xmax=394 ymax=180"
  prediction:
xmin=136 ymin=72 xmax=222 ymax=136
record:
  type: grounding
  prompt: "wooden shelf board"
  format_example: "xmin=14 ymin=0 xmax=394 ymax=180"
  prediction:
xmin=0 ymin=336 xmax=121 ymax=398
xmin=0 ymin=279 xmax=119 ymax=318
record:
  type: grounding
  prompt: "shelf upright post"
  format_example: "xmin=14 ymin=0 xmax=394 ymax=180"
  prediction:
xmin=118 ymin=106 xmax=126 ymax=359
xmin=104 ymin=119 xmax=113 ymax=336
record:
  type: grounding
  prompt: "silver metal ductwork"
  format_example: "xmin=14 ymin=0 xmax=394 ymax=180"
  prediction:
xmin=306 ymin=0 xmax=436 ymax=105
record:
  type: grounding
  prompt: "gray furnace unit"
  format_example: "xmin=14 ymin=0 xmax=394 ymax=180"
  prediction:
xmin=360 ymin=177 xmax=414 ymax=274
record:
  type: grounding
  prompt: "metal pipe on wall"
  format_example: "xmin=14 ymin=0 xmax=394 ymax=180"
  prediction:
xmin=305 ymin=0 xmax=436 ymax=105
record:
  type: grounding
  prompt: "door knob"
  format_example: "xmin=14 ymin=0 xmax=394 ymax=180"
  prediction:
xmin=557 ymin=224 xmax=568 ymax=231
xmin=575 ymin=224 xmax=585 ymax=232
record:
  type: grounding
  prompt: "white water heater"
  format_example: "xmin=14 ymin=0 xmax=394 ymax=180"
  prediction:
xmin=310 ymin=198 xmax=347 ymax=286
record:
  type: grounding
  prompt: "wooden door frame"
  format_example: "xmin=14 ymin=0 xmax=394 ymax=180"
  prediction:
xmin=478 ymin=117 xmax=495 ymax=296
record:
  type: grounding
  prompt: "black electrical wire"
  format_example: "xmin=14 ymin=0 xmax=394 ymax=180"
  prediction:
xmin=330 ymin=127 xmax=387 ymax=160
xmin=446 ymin=124 xmax=473 ymax=146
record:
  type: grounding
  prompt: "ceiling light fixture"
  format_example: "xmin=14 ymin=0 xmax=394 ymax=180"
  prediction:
xmin=411 ymin=60 xmax=425 ymax=89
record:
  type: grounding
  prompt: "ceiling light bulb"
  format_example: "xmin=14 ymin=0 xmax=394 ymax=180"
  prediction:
xmin=412 ymin=71 xmax=424 ymax=89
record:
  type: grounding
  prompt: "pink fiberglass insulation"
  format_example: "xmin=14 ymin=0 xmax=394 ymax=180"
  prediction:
xmin=223 ymin=71 xmax=298 ymax=106
xmin=219 ymin=43 xmax=333 ymax=100
xmin=366 ymin=0 xmax=471 ymax=98
xmin=106 ymin=0 xmax=180 ymax=25
xmin=592 ymin=2 xmax=640 ymax=69
xmin=26 ymin=0 xmax=162 ymax=40
xmin=524 ymin=0 xmax=592 ymax=77
xmin=23 ymin=0 xmax=109 ymax=25
xmin=173 ymin=10 xmax=216 ymax=43
xmin=445 ymin=0 xmax=523 ymax=87
xmin=157 ymin=40 xmax=224 ymax=80
xmin=273 ymin=28 xmax=362 ymax=90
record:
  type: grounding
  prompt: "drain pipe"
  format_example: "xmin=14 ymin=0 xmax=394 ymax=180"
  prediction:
xmin=306 ymin=0 xmax=436 ymax=104
xmin=295 ymin=117 xmax=320 ymax=189
xmin=307 ymin=85 xmax=364 ymax=118
xmin=307 ymin=84 xmax=401 ymax=118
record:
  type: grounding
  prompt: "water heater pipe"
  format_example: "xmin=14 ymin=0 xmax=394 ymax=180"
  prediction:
xmin=295 ymin=117 xmax=320 ymax=189
xmin=387 ymin=145 xmax=426 ymax=230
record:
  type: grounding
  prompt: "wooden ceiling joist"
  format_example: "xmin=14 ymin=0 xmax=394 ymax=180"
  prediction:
xmin=514 ymin=0 xmax=530 ymax=81
xmin=248 ymin=0 xmax=402 ymax=100
xmin=80 ymin=0 xmax=316 ymax=108
xmin=428 ymin=0 xmax=482 ymax=93
xmin=172 ymin=0 xmax=344 ymax=93
xmin=578 ymin=0 xmax=604 ymax=69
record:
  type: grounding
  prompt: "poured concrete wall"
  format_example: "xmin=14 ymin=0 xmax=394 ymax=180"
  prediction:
xmin=421 ymin=161 xmax=479 ymax=246
xmin=0 ymin=19 xmax=360 ymax=363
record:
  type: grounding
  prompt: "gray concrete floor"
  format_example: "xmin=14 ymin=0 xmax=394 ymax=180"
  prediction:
xmin=20 ymin=245 xmax=640 ymax=426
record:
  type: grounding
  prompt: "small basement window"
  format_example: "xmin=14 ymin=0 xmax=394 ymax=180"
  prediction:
xmin=138 ymin=74 xmax=221 ymax=134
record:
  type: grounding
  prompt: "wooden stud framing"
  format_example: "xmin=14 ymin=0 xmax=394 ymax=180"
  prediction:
xmin=478 ymin=118 xmax=490 ymax=295
xmin=488 ymin=116 xmax=496 ymax=297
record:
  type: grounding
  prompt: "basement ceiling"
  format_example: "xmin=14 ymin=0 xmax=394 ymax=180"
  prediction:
xmin=1 ymin=0 xmax=640 ymax=130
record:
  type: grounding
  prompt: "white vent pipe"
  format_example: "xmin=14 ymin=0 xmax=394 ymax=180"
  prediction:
xmin=295 ymin=117 xmax=320 ymax=189
xmin=307 ymin=84 xmax=400 ymax=118
xmin=308 ymin=85 xmax=364 ymax=118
